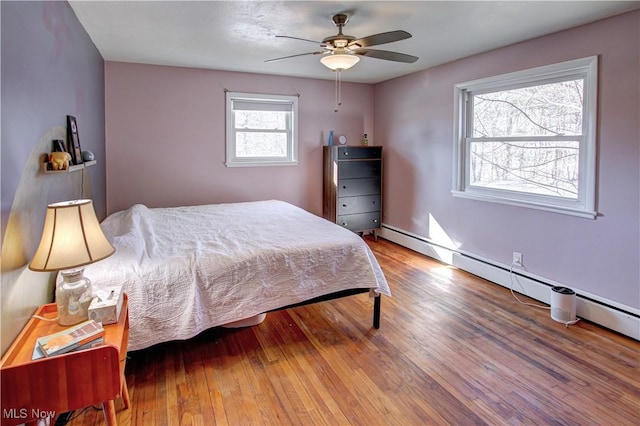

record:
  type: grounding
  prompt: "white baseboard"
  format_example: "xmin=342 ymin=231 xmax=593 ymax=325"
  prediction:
xmin=378 ymin=224 xmax=639 ymax=341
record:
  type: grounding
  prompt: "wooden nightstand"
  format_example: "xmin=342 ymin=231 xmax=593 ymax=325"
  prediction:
xmin=1 ymin=294 xmax=130 ymax=426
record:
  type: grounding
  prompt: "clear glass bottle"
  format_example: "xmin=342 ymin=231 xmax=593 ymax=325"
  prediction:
xmin=56 ymin=268 xmax=93 ymax=325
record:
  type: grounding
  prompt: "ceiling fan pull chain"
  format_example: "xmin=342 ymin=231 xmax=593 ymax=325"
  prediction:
xmin=338 ymin=70 xmax=342 ymax=108
xmin=334 ymin=70 xmax=339 ymax=112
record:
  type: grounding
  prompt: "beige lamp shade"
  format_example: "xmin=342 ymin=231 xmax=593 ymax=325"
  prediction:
xmin=320 ymin=53 xmax=360 ymax=71
xmin=29 ymin=199 xmax=115 ymax=271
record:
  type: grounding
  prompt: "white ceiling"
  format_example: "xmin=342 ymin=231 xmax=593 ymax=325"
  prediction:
xmin=69 ymin=1 xmax=639 ymax=84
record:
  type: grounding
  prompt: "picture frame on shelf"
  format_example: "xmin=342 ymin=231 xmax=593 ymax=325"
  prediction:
xmin=52 ymin=139 xmax=66 ymax=153
xmin=67 ymin=115 xmax=84 ymax=165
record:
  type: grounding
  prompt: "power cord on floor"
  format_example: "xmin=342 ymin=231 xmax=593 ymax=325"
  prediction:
xmin=509 ymin=262 xmax=580 ymax=328
xmin=509 ymin=262 xmax=550 ymax=310
xmin=560 ymin=317 xmax=581 ymax=327
xmin=54 ymin=405 xmax=102 ymax=426
xmin=54 ymin=410 xmax=75 ymax=426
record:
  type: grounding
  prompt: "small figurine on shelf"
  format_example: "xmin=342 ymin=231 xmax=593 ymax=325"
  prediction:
xmin=82 ymin=150 xmax=95 ymax=161
xmin=362 ymin=133 xmax=369 ymax=146
xmin=49 ymin=151 xmax=72 ymax=170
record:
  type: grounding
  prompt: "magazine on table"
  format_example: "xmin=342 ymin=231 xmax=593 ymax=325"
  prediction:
xmin=35 ymin=320 xmax=105 ymax=358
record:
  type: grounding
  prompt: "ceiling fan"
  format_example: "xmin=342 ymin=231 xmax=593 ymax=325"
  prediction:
xmin=266 ymin=13 xmax=419 ymax=70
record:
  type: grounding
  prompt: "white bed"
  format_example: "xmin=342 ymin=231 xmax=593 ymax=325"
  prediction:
xmin=83 ymin=200 xmax=390 ymax=351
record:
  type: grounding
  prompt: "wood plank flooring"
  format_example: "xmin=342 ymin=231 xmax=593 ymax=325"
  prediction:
xmin=67 ymin=238 xmax=639 ymax=426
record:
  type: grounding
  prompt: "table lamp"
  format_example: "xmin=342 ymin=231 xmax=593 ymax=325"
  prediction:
xmin=29 ymin=199 xmax=115 ymax=326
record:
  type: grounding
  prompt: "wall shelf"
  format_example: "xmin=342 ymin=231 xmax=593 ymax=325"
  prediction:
xmin=42 ymin=160 xmax=96 ymax=174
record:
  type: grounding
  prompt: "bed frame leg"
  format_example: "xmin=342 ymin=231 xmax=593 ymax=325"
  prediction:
xmin=373 ymin=295 xmax=381 ymax=329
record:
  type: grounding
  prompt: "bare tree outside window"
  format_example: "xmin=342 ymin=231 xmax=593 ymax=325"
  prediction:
xmin=235 ymin=111 xmax=289 ymax=158
xmin=469 ymin=80 xmax=584 ymax=199
xmin=453 ymin=56 xmax=598 ymax=218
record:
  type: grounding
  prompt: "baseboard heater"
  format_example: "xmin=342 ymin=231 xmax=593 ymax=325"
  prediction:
xmin=379 ymin=224 xmax=639 ymax=341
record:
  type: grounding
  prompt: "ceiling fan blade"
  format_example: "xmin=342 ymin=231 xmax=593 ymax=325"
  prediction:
xmin=349 ymin=30 xmax=412 ymax=48
xmin=355 ymin=49 xmax=418 ymax=63
xmin=265 ymin=51 xmax=325 ymax=63
xmin=276 ymin=35 xmax=324 ymax=45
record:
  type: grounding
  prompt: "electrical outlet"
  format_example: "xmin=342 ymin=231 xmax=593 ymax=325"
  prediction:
xmin=512 ymin=252 xmax=523 ymax=266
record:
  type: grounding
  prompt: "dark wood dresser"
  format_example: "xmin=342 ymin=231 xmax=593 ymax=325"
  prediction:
xmin=323 ymin=145 xmax=382 ymax=239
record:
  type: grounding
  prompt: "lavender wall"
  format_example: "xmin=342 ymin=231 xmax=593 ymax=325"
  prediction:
xmin=1 ymin=1 xmax=105 ymax=354
xmin=375 ymin=11 xmax=639 ymax=309
xmin=1 ymin=2 xmax=106 ymax=232
xmin=105 ymin=62 xmax=374 ymax=216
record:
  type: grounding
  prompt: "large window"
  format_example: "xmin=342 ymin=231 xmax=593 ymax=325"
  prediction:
xmin=225 ymin=92 xmax=298 ymax=167
xmin=452 ymin=56 xmax=598 ymax=218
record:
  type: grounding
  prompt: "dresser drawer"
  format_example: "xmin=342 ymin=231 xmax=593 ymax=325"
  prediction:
xmin=338 ymin=195 xmax=381 ymax=215
xmin=338 ymin=160 xmax=381 ymax=179
xmin=337 ymin=146 xmax=382 ymax=159
xmin=338 ymin=178 xmax=381 ymax=197
xmin=337 ymin=212 xmax=381 ymax=231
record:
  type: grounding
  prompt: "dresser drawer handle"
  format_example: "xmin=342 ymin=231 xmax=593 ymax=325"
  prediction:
xmin=341 ymin=222 xmax=348 ymax=226
xmin=344 ymin=152 xmax=349 ymax=156
xmin=342 ymin=204 xmax=347 ymax=208
xmin=342 ymin=185 xmax=347 ymax=189
xmin=372 ymin=201 xmax=376 ymax=205
xmin=373 ymin=219 xmax=379 ymax=223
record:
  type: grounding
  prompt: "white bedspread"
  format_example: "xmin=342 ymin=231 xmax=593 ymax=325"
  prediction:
xmin=83 ymin=200 xmax=390 ymax=351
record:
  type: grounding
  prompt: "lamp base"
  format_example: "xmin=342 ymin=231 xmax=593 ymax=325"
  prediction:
xmin=56 ymin=268 xmax=93 ymax=326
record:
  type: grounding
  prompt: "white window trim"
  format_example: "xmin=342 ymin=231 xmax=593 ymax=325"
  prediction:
xmin=452 ymin=56 xmax=598 ymax=219
xmin=225 ymin=91 xmax=299 ymax=167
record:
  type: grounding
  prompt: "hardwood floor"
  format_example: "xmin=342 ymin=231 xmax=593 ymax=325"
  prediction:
xmin=68 ymin=238 xmax=639 ymax=426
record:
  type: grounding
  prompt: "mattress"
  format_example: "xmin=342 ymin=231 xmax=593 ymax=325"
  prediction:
xmin=82 ymin=200 xmax=390 ymax=351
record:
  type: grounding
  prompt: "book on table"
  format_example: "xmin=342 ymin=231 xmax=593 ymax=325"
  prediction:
xmin=32 ymin=337 xmax=104 ymax=360
xmin=36 ymin=320 xmax=105 ymax=358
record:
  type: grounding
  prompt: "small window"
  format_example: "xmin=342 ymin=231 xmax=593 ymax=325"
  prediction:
xmin=452 ymin=56 xmax=598 ymax=218
xmin=225 ymin=92 xmax=298 ymax=167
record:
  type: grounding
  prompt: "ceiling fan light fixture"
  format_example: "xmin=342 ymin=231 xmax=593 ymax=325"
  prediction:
xmin=320 ymin=53 xmax=360 ymax=71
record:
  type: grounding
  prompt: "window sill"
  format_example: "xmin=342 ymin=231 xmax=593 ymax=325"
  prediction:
xmin=451 ymin=190 xmax=597 ymax=219
xmin=225 ymin=160 xmax=298 ymax=168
